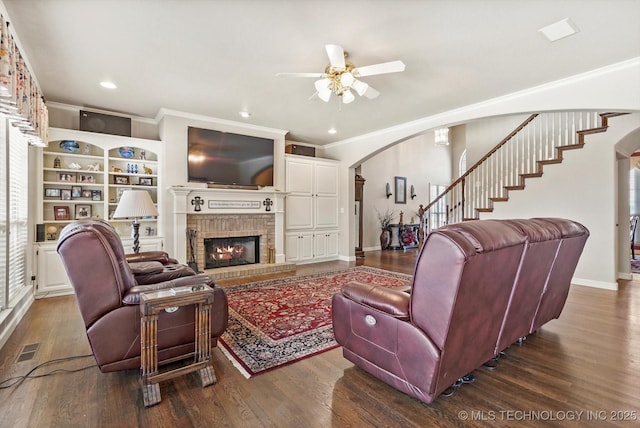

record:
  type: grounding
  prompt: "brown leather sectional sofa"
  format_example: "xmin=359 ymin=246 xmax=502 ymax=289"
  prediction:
xmin=332 ymin=218 xmax=589 ymax=403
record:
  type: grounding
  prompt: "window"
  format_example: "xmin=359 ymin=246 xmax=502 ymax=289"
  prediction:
xmin=0 ymin=118 xmax=29 ymax=309
xmin=429 ymin=184 xmax=447 ymax=231
xmin=459 ymin=149 xmax=467 ymax=177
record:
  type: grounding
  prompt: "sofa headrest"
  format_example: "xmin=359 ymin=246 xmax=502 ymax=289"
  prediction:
xmin=532 ymin=218 xmax=589 ymax=238
xmin=502 ymin=219 xmax=562 ymax=243
xmin=439 ymin=220 xmax=527 ymax=253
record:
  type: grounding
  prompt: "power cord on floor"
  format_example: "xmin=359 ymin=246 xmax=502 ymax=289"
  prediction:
xmin=0 ymin=354 xmax=96 ymax=390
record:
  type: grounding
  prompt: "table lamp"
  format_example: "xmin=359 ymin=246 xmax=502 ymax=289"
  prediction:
xmin=112 ymin=190 xmax=159 ymax=253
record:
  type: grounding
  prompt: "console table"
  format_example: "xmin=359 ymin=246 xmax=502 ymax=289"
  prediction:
xmin=140 ymin=284 xmax=216 ymax=407
xmin=387 ymin=223 xmax=420 ymax=250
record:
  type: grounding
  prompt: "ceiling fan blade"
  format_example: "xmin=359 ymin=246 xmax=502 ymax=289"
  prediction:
xmin=364 ymin=86 xmax=380 ymax=99
xmin=354 ymin=60 xmax=406 ymax=77
xmin=325 ymin=44 xmax=346 ymax=70
xmin=276 ymin=72 xmax=325 ymax=78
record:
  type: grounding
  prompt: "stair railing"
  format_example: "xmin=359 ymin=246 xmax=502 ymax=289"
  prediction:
xmin=419 ymin=111 xmax=606 ymax=235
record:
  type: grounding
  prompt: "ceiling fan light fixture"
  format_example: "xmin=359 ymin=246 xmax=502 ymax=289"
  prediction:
xmin=351 ymin=79 xmax=369 ymax=96
xmin=340 ymin=72 xmax=355 ymax=88
xmin=314 ymin=78 xmax=331 ymax=92
xmin=342 ymin=89 xmax=355 ymax=104
xmin=318 ymin=89 xmax=331 ymax=102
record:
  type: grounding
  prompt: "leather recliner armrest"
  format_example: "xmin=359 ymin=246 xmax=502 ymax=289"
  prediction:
xmin=128 ymin=261 xmax=164 ymax=275
xmin=122 ymin=274 xmax=215 ymax=305
xmin=125 ymin=251 xmax=179 ymax=265
xmin=341 ymin=281 xmax=410 ymax=320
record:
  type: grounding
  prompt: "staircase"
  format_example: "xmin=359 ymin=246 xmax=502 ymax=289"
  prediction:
xmin=420 ymin=111 xmax=624 ymax=231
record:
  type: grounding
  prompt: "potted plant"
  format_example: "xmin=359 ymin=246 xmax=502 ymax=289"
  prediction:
xmin=376 ymin=208 xmax=395 ymax=250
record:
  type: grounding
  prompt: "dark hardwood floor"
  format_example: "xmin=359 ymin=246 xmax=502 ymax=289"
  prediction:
xmin=1 ymin=249 xmax=639 ymax=427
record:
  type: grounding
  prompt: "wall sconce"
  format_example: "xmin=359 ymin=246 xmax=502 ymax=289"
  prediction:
xmin=385 ymin=182 xmax=392 ymax=198
xmin=410 ymin=185 xmax=416 ymax=199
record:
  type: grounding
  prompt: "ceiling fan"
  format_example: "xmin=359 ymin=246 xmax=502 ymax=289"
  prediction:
xmin=276 ymin=44 xmax=405 ymax=104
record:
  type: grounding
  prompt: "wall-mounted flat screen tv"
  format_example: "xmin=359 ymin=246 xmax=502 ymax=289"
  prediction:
xmin=187 ymin=126 xmax=274 ymax=187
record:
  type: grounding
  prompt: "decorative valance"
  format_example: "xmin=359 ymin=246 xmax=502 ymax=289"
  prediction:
xmin=0 ymin=14 xmax=48 ymax=146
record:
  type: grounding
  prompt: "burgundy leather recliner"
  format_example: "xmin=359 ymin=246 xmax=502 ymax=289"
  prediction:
xmin=57 ymin=220 xmax=228 ymax=373
xmin=332 ymin=218 xmax=588 ymax=403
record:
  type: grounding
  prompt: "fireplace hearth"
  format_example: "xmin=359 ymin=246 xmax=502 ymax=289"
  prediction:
xmin=204 ymin=236 xmax=259 ymax=269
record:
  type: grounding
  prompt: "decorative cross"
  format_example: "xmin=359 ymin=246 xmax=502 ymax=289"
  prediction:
xmin=191 ymin=196 xmax=204 ymax=212
xmin=263 ymin=198 xmax=273 ymax=212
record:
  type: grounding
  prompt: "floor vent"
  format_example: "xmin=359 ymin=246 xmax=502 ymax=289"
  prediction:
xmin=16 ymin=343 xmax=39 ymax=362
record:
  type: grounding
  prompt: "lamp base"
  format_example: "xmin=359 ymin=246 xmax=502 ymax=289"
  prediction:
xmin=132 ymin=221 xmax=140 ymax=253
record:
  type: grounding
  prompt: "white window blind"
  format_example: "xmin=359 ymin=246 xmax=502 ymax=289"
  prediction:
xmin=0 ymin=118 xmax=6 ymax=307
xmin=8 ymin=123 xmax=28 ymax=301
xmin=0 ymin=117 xmax=28 ymax=309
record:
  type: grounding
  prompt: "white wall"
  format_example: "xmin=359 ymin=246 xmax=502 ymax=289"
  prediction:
xmin=464 ymin=114 xmax=530 ymax=166
xmin=360 ymin=132 xmax=451 ymax=250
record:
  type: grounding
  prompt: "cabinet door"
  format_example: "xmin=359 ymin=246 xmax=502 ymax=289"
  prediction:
xmin=285 ymin=232 xmax=301 ymax=262
xmin=286 ymin=158 xmax=313 ymax=194
xmin=35 ymin=245 xmax=73 ymax=298
xmin=314 ymin=233 xmax=327 ymax=258
xmin=299 ymin=233 xmax=315 ymax=261
xmin=286 ymin=195 xmax=314 ymax=229
xmin=315 ymin=195 xmax=338 ymax=228
xmin=325 ymin=231 xmax=339 ymax=258
xmin=314 ymin=163 xmax=338 ymax=196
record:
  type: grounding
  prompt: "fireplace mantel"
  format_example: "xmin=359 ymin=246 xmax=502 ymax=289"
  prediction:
xmin=169 ymin=186 xmax=286 ymax=265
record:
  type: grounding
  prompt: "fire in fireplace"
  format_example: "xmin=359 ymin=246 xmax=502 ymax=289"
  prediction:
xmin=204 ymin=236 xmax=259 ymax=269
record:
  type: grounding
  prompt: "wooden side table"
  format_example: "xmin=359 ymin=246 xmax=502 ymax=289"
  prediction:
xmin=140 ymin=284 xmax=216 ymax=407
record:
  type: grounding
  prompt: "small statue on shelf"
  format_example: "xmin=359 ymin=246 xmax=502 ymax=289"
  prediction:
xmin=53 ymin=157 xmax=61 ymax=169
xmin=143 ymin=164 xmax=152 ymax=174
xmin=83 ymin=144 xmax=91 ymax=155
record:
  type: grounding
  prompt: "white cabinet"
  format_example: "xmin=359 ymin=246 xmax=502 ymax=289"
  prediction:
xmin=285 ymin=232 xmax=314 ymax=262
xmin=285 ymin=155 xmax=339 ymax=263
xmin=34 ymin=243 xmax=73 ymax=298
xmin=35 ymin=127 xmax=165 ymax=298
xmin=314 ymin=231 xmax=339 ymax=259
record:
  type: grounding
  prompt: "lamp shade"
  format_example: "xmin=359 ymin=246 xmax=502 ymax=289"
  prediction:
xmin=113 ymin=190 xmax=159 ymax=219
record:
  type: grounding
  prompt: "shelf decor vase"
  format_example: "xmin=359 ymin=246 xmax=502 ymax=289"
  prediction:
xmin=380 ymin=228 xmax=391 ymax=250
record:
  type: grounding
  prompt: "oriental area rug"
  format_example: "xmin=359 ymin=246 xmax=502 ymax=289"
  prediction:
xmin=218 ymin=266 xmax=412 ymax=378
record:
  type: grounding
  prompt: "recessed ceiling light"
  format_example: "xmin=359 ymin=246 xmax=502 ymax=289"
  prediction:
xmin=328 ymin=128 xmax=337 ymax=134
xmin=239 ymin=111 xmax=251 ymax=118
xmin=538 ymin=18 xmax=579 ymax=42
xmin=99 ymin=81 xmax=117 ymax=89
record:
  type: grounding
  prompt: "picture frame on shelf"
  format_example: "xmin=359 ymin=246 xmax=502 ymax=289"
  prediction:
xmin=71 ymin=186 xmax=82 ymax=198
xmin=114 ymin=175 xmax=129 ymax=185
xmin=116 ymin=187 xmax=132 ymax=202
xmin=58 ymin=173 xmax=76 ymax=182
xmin=139 ymin=177 xmax=152 ymax=186
xmin=79 ymin=173 xmax=95 ymax=184
xmin=81 ymin=190 xmax=92 ymax=198
xmin=61 ymin=189 xmax=72 ymax=201
xmin=394 ymin=176 xmax=407 ymax=205
xmin=75 ymin=205 xmax=91 ymax=219
xmin=45 ymin=188 xmax=61 ymax=198
xmin=54 ymin=206 xmax=70 ymax=221
xmin=92 ymin=190 xmax=102 ymax=201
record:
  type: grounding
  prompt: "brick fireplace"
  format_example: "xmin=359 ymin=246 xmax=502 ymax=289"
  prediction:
xmin=169 ymin=186 xmax=291 ymax=279
xmin=187 ymin=213 xmax=274 ymax=271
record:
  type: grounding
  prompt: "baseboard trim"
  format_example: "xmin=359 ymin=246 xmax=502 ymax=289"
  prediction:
xmin=0 ymin=287 xmax=34 ymax=350
xmin=618 ymin=272 xmax=633 ymax=281
xmin=571 ymin=277 xmax=618 ymax=290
